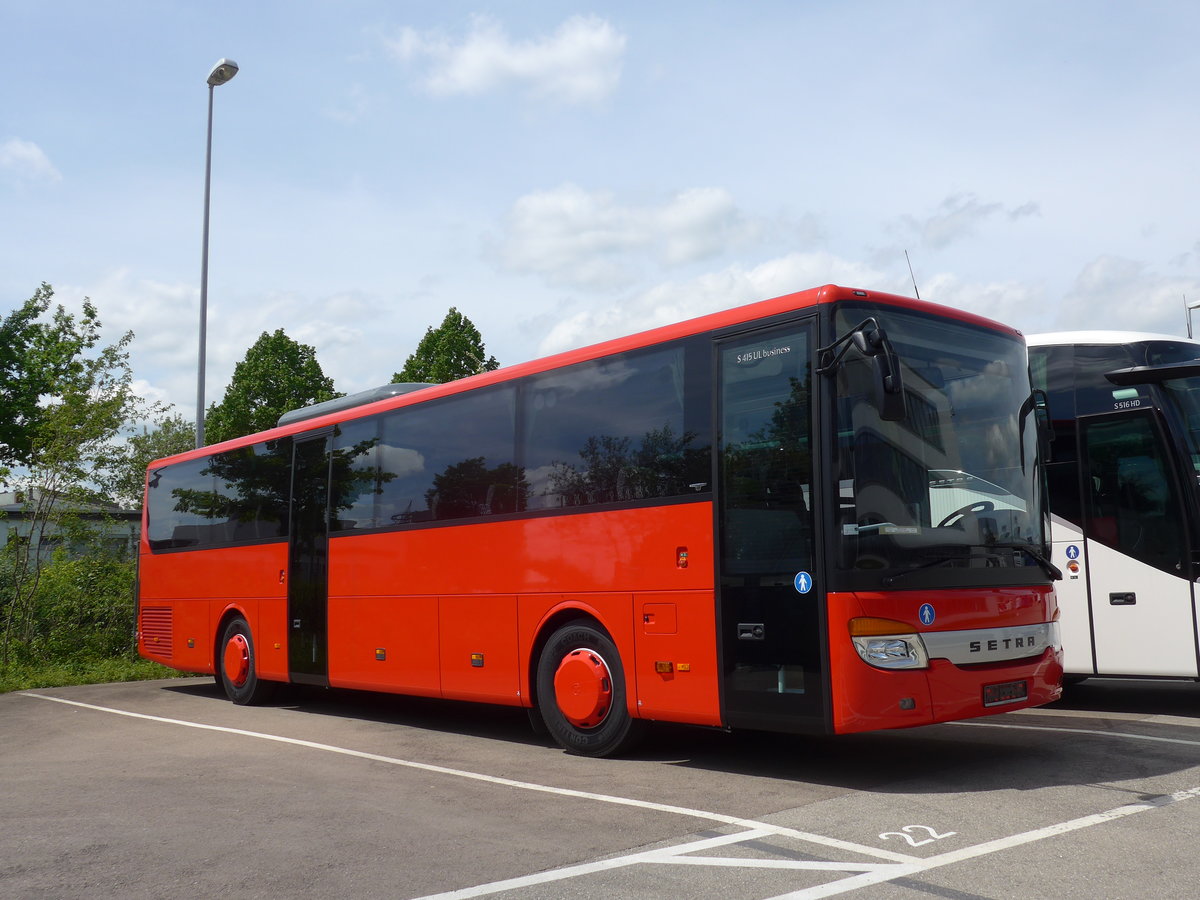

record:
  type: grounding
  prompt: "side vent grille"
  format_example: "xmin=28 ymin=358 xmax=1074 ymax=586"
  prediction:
xmin=141 ymin=607 xmax=173 ymax=660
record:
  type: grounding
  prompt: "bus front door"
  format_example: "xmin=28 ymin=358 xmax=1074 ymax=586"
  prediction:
xmin=288 ymin=432 xmax=331 ymax=686
xmin=716 ymin=321 xmax=825 ymax=731
xmin=1080 ymin=411 xmax=1199 ymax=677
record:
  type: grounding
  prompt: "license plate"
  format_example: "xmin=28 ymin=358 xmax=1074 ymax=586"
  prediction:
xmin=983 ymin=679 xmax=1028 ymax=706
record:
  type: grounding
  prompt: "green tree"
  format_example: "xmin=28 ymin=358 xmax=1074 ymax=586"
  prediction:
xmin=0 ymin=283 xmax=112 ymax=472
xmin=0 ymin=287 xmax=139 ymax=665
xmin=99 ymin=412 xmax=195 ymax=508
xmin=204 ymin=329 xmax=341 ymax=444
xmin=392 ymin=307 xmax=499 ymax=384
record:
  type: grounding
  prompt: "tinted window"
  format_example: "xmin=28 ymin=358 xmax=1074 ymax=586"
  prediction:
xmin=147 ymin=457 xmax=213 ymax=549
xmin=1074 ymin=345 xmax=1137 ymax=416
xmin=146 ymin=439 xmax=290 ymax=551
xmin=1030 ymin=344 xmax=1076 ymax=425
xmin=330 ymin=417 xmax=383 ymax=530
xmin=1083 ymin=412 xmax=1185 ymax=574
xmin=350 ymin=385 xmax=520 ymax=528
xmin=523 ymin=341 xmax=710 ymax=509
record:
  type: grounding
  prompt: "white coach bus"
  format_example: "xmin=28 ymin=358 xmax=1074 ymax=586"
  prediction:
xmin=1028 ymin=331 xmax=1200 ymax=681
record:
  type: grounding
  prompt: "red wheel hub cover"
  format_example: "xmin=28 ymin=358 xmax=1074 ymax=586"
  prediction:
xmin=553 ymin=649 xmax=612 ymax=728
xmin=223 ymin=634 xmax=250 ymax=687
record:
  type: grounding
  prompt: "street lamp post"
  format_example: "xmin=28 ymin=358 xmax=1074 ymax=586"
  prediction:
xmin=197 ymin=57 xmax=239 ymax=448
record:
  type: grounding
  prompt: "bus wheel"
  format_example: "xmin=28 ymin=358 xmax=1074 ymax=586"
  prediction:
xmin=218 ymin=617 xmax=276 ymax=706
xmin=536 ymin=621 xmax=643 ymax=757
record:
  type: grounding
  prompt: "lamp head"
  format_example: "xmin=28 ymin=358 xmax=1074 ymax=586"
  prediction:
xmin=207 ymin=59 xmax=239 ymax=86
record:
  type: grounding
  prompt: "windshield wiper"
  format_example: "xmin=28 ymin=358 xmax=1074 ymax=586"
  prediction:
xmin=880 ymin=547 xmax=971 ymax=586
xmin=990 ymin=542 xmax=1063 ymax=581
xmin=879 ymin=541 xmax=1062 ymax=586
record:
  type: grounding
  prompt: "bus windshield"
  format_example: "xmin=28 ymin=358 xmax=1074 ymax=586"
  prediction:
xmin=832 ymin=305 xmax=1049 ymax=588
xmin=1157 ymin=374 xmax=1200 ymax=481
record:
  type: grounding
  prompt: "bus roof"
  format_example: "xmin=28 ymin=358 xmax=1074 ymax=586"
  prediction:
xmin=156 ymin=284 xmax=1023 ymax=466
xmin=1027 ymin=330 xmax=1200 ymax=348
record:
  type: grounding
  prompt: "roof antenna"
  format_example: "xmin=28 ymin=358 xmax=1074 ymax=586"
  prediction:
xmin=904 ymin=250 xmax=921 ymax=300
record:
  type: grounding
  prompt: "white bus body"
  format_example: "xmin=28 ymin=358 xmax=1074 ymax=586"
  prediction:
xmin=1029 ymin=331 xmax=1200 ymax=680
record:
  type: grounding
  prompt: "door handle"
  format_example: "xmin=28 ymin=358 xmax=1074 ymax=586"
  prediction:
xmin=1109 ymin=592 xmax=1136 ymax=606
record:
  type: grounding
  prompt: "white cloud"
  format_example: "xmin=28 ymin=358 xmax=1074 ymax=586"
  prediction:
xmin=895 ymin=193 xmax=1040 ymax=250
xmin=492 ymin=184 xmax=770 ymax=289
xmin=537 ymin=251 xmax=886 ymax=355
xmin=0 ymin=138 xmax=62 ymax=184
xmin=1055 ymin=255 xmax=1200 ymax=336
xmin=55 ymin=272 xmax=390 ymax=428
xmin=385 ymin=14 xmax=626 ymax=104
xmin=918 ymin=272 xmax=1045 ymax=330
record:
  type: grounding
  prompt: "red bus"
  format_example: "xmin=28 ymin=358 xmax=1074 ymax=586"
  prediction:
xmin=138 ymin=285 xmax=1063 ymax=756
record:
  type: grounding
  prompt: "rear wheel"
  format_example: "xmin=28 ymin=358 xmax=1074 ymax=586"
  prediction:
xmin=536 ymin=621 xmax=643 ymax=757
xmin=218 ymin=616 xmax=276 ymax=705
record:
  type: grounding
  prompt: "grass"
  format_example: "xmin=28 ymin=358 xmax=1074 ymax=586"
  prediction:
xmin=0 ymin=656 xmax=189 ymax=693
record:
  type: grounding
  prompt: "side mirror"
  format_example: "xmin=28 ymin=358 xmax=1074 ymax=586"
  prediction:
xmin=817 ymin=317 xmax=907 ymax=422
xmin=873 ymin=349 xmax=907 ymax=422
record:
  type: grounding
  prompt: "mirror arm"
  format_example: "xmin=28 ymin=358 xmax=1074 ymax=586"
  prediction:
xmin=816 ymin=318 xmax=882 ymax=375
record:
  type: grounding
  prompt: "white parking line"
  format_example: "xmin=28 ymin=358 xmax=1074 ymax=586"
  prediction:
xmin=953 ymin=718 xmax=1200 ymax=747
xmin=24 ymin=692 xmax=1200 ymax=899
xmin=20 ymin=692 xmax=915 ymax=866
xmin=413 ymin=830 xmax=911 ymax=900
xmin=784 ymin=786 xmax=1200 ymax=900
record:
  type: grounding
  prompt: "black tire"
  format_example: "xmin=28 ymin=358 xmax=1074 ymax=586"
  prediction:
xmin=218 ymin=616 xmax=276 ymax=705
xmin=535 ymin=620 xmax=644 ymax=757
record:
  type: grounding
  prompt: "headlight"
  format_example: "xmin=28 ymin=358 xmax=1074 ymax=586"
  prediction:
xmin=849 ymin=617 xmax=930 ymax=669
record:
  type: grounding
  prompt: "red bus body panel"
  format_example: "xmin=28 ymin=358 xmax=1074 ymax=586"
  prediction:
xmin=826 ymin=588 xmax=1064 ymax=733
xmin=138 ymin=542 xmax=290 ymax=680
xmin=140 ymin=501 xmax=721 ymax=724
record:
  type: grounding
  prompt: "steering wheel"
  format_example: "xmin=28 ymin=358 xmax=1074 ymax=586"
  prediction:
xmin=937 ymin=500 xmax=994 ymax=528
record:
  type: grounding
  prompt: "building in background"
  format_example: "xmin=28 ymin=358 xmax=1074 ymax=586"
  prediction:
xmin=0 ymin=490 xmax=140 ymax=560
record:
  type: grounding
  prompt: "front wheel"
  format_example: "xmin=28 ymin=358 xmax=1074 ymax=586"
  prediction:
xmin=218 ymin=616 xmax=276 ymax=705
xmin=535 ymin=621 xmax=643 ymax=757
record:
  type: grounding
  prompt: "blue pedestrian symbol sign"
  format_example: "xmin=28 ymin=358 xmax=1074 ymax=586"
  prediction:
xmin=794 ymin=571 xmax=813 ymax=594
xmin=919 ymin=603 xmax=936 ymax=626
xmin=1065 ymin=545 xmax=1080 ymax=560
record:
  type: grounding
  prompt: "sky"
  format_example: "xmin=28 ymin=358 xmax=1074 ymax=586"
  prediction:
xmin=3 ymin=1 xmax=1199 ymax=428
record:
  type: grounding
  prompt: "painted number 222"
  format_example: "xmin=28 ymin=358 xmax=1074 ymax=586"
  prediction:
xmin=879 ymin=825 xmax=957 ymax=847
